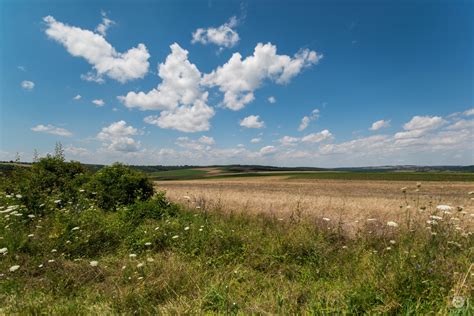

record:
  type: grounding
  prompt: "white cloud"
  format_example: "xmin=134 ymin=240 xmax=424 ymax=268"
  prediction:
xmin=464 ymin=108 xmax=474 ymax=116
xmin=394 ymin=115 xmax=445 ymax=140
xmin=17 ymin=65 xmax=26 ymax=71
xmin=267 ymin=96 xmax=276 ymax=104
xmin=21 ymin=80 xmax=34 ymax=90
xmin=369 ymin=119 xmax=390 ymax=131
xmin=120 ymin=43 xmax=215 ymax=132
xmin=301 ymin=129 xmax=332 ymax=143
xmin=279 ymin=136 xmax=299 ymax=146
xmin=143 ymin=99 xmax=214 ymax=133
xmin=198 ymin=135 xmax=215 ymax=145
xmin=92 ymin=99 xmax=105 ymax=107
xmin=73 ymin=94 xmax=81 ymax=100
xmin=203 ymin=43 xmax=322 ymax=110
xmin=259 ymin=145 xmax=277 ymax=156
xmin=240 ymin=115 xmax=265 ymax=129
xmin=31 ymin=124 xmax=72 ymax=137
xmin=446 ymin=119 xmax=474 ymax=130
xmin=65 ymin=145 xmax=89 ymax=157
xmin=95 ymin=11 xmax=115 ymax=36
xmin=298 ymin=109 xmax=319 ymax=131
xmin=250 ymin=137 xmax=261 ymax=143
xmin=192 ymin=16 xmax=239 ymax=48
xmin=320 ymin=135 xmax=390 ymax=155
xmin=403 ymin=115 xmax=445 ymax=131
xmin=43 ymin=15 xmax=149 ymax=83
xmin=97 ymin=120 xmax=140 ymax=152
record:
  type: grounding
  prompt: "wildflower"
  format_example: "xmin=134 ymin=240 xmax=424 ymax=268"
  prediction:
xmin=430 ymin=215 xmax=442 ymax=220
xmin=389 ymin=240 xmax=396 ymax=244
xmin=436 ymin=205 xmax=453 ymax=212
xmin=15 ymin=194 xmax=22 ymax=199
xmin=136 ymin=263 xmax=144 ymax=268
xmin=48 ymin=259 xmax=55 ymax=263
xmin=322 ymin=217 xmax=330 ymax=221
xmin=79 ymin=189 xmax=85 ymax=192
xmin=138 ymin=276 xmax=144 ymax=280
xmin=71 ymin=227 xmax=80 ymax=231
xmin=9 ymin=265 xmax=20 ymax=272
xmin=144 ymin=242 xmax=152 ymax=246
xmin=38 ymin=264 xmax=43 ymax=268
xmin=89 ymin=261 xmax=99 ymax=267
xmin=154 ymin=227 xmax=159 ymax=230
xmin=0 ymin=247 xmax=7 ymax=254
xmin=54 ymin=200 xmax=61 ymax=204
xmin=452 ymin=296 xmax=465 ymax=308
xmin=367 ymin=218 xmax=377 ymax=222
xmin=27 ymin=234 xmax=34 ymax=238
xmin=122 ymin=265 xmax=126 ymax=270
xmin=27 ymin=214 xmax=35 ymax=218
xmin=51 ymin=249 xmax=57 ymax=253
xmin=184 ymin=226 xmax=190 ymax=231
xmin=199 ymin=228 xmax=203 ymax=232
xmin=387 ymin=221 xmax=399 ymax=227
xmin=342 ymin=245 xmax=348 ymax=249
xmin=129 ymin=254 xmax=137 ymax=258
xmin=196 ymin=206 xmax=201 ymax=209
xmin=172 ymin=235 xmax=179 ymax=239
xmin=146 ymin=257 xmax=154 ymax=262
xmin=386 ymin=247 xmax=392 ymax=250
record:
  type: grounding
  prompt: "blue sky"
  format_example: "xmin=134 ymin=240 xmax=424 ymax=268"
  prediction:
xmin=1 ymin=0 xmax=473 ymax=167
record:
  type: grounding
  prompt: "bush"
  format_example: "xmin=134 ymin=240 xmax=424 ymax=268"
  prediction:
xmin=122 ymin=192 xmax=179 ymax=226
xmin=87 ymin=163 xmax=154 ymax=211
xmin=5 ymin=155 xmax=89 ymax=213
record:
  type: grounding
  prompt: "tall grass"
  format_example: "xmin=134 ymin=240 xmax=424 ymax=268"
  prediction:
xmin=0 ymin=157 xmax=472 ymax=314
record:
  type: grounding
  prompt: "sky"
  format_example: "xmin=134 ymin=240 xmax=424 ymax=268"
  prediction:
xmin=0 ymin=0 xmax=473 ymax=167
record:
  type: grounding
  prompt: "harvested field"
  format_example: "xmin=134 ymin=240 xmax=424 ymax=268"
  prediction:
xmin=156 ymin=177 xmax=474 ymax=234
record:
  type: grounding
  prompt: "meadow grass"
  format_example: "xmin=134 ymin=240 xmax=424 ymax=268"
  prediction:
xmin=0 ymin=189 xmax=472 ymax=314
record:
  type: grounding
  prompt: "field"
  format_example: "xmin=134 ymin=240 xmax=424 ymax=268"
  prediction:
xmin=1 ymin=159 xmax=473 ymax=314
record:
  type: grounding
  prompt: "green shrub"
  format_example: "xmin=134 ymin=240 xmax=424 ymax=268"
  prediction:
xmin=87 ymin=163 xmax=154 ymax=211
xmin=122 ymin=192 xmax=179 ymax=226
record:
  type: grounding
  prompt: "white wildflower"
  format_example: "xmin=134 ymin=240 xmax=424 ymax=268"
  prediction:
xmin=146 ymin=257 xmax=154 ymax=262
xmin=54 ymin=200 xmax=61 ymax=204
xmin=136 ymin=263 xmax=144 ymax=268
xmin=144 ymin=242 xmax=152 ymax=246
xmin=452 ymin=296 xmax=465 ymax=308
xmin=0 ymin=247 xmax=7 ymax=254
xmin=322 ymin=217 xmax=330 ymax=221
xmin=48 ymin=259 xmax=55 ymax=263
xmin=71 ymin=227 xmax=80 ymax=231
xmin=436 ymin=205 xmax=453 ymax=212
xmin=9 ymin=265 xmax=20 ymax=272
xmin=184 ymin=226 xmax=190 ymax=231
xmin=51 ymin=249 xmax=57 ymax=253
xmin=38 ymin=264 xmax=43 ymax=268
xmin=15 ymin=194 xmax=22 ymax=199
xmin=172 ymin=235 xmax=179 ymax=239
xmin=129 ymin=254 xmax=137 ymax=258
xmin=389 ymin=240 xmax=396 ymax=244
xmin=28 ymin=234 xmax=34 ymax=238
xmin=28 ymin=214 xmax=35 ymax=218
xmin=89 ymin=261 xmax=99 ymax=267
xmin=387 ymin=221 xmax=399 ymax=227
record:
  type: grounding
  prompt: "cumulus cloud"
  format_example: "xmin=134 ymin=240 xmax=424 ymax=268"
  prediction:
xmin=192 ymin=16 xmax=239 ymax=48
xmin=31 ymin=124 xmax=72 ymax=137
xmin=369 ymin=119 xmax=390 ymax=131
xmin=198 ymin=135 xmax=215 ymax=145
xmin=240 ymin=115 xmax=265 ymax=129
xmin=43 ymin=15 xmax=149 ymax=83
xmin=92 ymin=99 xmax=105 ymax=106
xmin=259 ymin=145 xmax=277 ymax=156
xmin=250 ymin=137 xmax=261 ymax=143
xmin=268 ymin=96 xmax=276 ymax=104
xmin=298 ymin=109 xmax=319 ymax=131
xmin=120 ymin=43 xmax=214 ymax=132
xmin=73 ymin=94 xmax=81 ymax=100
xmin=97 ymin=120 xmax=141 ymax=152
xmin=279 ymin=136 xmax=299 ymax=146
xmin=464 ymin=108 xmax=474 ymax=116
xmin=65 ymin=145 xmax=89 ymax=157
xmin=95 ymin=11 xmax=115 ymax=36
xmin=301 ymin=129 xmax=332 ymax=143
xmin=394 ymin=115 xmax=445 ymax=141
xmin=203 ymin=43 xmax=322 ymax=110
xmin=21 ymin=80 xmax=35 ymax=90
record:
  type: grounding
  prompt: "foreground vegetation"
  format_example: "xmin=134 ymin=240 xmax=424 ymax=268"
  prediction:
xmin=0 ymin=150 xmax=472 ymax=314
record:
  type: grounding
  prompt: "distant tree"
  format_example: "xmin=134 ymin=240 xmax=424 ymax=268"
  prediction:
xmin=54 ymin=142 xmax=65 ymax=161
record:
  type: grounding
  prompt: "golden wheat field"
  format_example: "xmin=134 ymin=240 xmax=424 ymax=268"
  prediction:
xmin=156 ymin=176 xmax=474 ymax=234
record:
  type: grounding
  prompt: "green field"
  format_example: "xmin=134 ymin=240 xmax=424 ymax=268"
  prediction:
xmin=149 ymin=168 xmax=208 ymax=180
xmin=152 ymin=169 xmax=474 ymax=182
